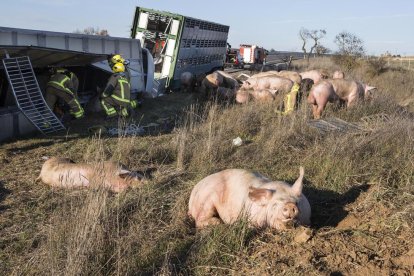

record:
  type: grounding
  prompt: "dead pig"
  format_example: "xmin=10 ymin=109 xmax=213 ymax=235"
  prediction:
xmin=36 ymin=157 xmax=144 ymax=193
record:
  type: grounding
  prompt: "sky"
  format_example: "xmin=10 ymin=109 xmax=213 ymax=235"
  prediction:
xmin=1 ymin=0 xmax=414 ymax=56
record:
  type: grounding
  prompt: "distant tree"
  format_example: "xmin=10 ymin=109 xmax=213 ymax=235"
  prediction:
xmin=299 ymin=28 xmax=327 ymax=62
xmin=332 ymin=31 xmax=365 ymax=72
xmin=315 ymin=44 xmax=331 ymax=56
xmin=74 ymin=27 xmax=109 ymax=36
xmin=269 ymin=48 xmax=277 ymax=54
xmin=334 ymin=31 xmax=365 ymax=56
xmin=308 ymin=29 xmax=327 ymax=57
xmin=299 ymin=28 xmax=310 ymax=60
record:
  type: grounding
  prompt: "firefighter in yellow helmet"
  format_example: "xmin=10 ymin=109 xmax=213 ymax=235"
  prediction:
xmin=108 ymin=53 xmax=132 ymax=83
xmin=45 ymin=68 xmax=84 ymax=119
xmin=108 ymin=54 xmax=125 ymax=68
xmin=100 ymin=63 xmax=138 ymax=118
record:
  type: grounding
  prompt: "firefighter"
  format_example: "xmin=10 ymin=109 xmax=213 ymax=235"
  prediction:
xmin=100 ymin=62 xmax=138 ymax=118
xmin=45 ymin=68 xmax=84 ymax=119
xmin=108 ymin=54 xmax=125 ymax=68
xmin=108 ymin=54 xmax=131 ymax=81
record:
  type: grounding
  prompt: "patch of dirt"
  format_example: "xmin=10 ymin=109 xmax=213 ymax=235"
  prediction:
xmin=236 ymin=185 xmax=414 ymax=275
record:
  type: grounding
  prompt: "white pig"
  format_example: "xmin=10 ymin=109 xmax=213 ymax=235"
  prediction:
xmin=188 ymin=167 xmax=311 ymax=229
xmin=36 ymin=157 xmax=143 ymax=193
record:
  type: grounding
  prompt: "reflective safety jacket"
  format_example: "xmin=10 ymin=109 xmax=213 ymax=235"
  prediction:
xmin=102 ymin=73 xmax=131 ymax=103
xmin=47 ymin=71 xmax=76 ymax=94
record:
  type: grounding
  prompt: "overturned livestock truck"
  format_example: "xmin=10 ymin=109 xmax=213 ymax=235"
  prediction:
xmin=0 ymin=26 xmax=152 ymax=142
xmin=131 ymin=6 xmax=229 ymax=93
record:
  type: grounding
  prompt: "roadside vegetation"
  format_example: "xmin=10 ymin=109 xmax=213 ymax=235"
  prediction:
xmin=0 ymin=57 xmax=413 ymax=275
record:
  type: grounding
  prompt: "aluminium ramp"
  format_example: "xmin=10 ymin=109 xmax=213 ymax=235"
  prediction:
xmin=2 ymin=56 xmax=65 ymax=134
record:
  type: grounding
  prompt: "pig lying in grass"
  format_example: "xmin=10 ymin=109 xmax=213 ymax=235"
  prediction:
xmin=36 ymin=157 xmax=144 ymax=193
xmin=188 ymin=167 xmax=311 ymax=229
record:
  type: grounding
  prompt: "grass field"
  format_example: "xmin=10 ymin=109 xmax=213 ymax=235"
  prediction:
xmin=0 ymin=57 xmax=413 ymax=275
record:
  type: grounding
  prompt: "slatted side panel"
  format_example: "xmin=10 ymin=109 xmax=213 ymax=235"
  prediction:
xmin=2 ymin=56 xmax=65 ymax=134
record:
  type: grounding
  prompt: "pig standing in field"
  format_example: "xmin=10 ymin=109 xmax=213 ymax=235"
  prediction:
xmin=36 ymin=157 xmax=144 ymax=193
xmin=180 ymin=72 xmax=195 ymax=93
xmin=249 ymin=70 xmax=302 ymax=85
xmin=249 ymin=71 xmax=280 ymax=79
xmin=188 ymin=167 xmax=311 ymax=229
xmin=274 ymin=70 xmax=302 ymax=84
xmin=327 ymin=79 xmax=376 ymax=107
xmin=307 ymin=80 xmax=339 ymax=119
xmin=242 ymin=76 xmax=294 ymax=94
xmin=300 ymin=70 xmax=328 ymax=84
xmin=357 ymin=81 xmax=377 ymax=100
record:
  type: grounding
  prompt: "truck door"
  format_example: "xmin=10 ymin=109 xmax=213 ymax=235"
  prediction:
xmin=161 ymin=19 xmax=180 ymax=78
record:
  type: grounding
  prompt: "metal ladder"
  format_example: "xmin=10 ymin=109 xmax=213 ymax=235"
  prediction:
xmin=2 ymin=56 xmax=65 ymax=134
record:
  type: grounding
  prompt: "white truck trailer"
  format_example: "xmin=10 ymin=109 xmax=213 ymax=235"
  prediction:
xmin=131 ymin=6 xmax=230 ymax=93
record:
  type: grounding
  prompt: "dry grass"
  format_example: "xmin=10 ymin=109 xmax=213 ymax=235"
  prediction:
xmin=0 ymin=57 xmax=413 ymax=275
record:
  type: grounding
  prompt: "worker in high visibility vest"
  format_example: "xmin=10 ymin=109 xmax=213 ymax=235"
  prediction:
xmin=108 ymin=54 xmax=131 ymax=78
xmin=100 ymin=62 xmax=138 ymax=118
xmin=45 ymin=68 xmax=84 ymax=119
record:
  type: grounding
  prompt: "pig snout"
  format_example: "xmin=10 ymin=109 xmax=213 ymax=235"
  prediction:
xmin=282 ymin=202 xmax=299 ymax=221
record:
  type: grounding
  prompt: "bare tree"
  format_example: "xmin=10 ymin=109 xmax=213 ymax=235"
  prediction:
xmin=74 ymin=27 xmax=109 ymax=36
xmin=315 ymin=44 xmax=331 ymax=56
xmin=334 ymin=31 xmax=365 ymax=56
xmin=299 ymin=28 xmax=327 ymax=62
xmin=332 ymin=31 xmax=365 ymax=71
xmin=308 ymin=29 xmax=327 ymax=57
xmin=299 ymin=28 xmax=309 ymax=60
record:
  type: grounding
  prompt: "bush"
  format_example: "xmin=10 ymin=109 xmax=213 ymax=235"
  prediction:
xmin=331 ymin=54 xmax=361 ymax=72
xmin=364 ymin=57 xmax=388 ymax=78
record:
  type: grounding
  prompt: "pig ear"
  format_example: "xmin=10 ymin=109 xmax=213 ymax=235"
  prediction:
xmin=248 ymin=187 xmax=274 ymax=206
xmin=291 ymin=166 xmax=305 ymax=197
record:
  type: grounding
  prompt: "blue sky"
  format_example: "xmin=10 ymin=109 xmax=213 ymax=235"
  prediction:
xmin=2 ymin=0 xmax=414 ymax=55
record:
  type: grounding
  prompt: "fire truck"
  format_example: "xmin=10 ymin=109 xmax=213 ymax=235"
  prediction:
xmin=239 ymin=44 xmax=267 ymax=65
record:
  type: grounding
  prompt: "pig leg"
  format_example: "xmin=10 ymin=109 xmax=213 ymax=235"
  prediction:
xmin=312 ymin=105 xmax=319 ymax=119
xmin=193 ymin=201 xmax=222 ymax=228
xmin=196 ymin=217 xmax=222 ymax=228
xmin=314 ymin=95 xmax=329 ymax=119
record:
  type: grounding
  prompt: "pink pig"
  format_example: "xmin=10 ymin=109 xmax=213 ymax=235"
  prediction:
xmin=307 ymin=80 xmax=340 ymax=119
xmin=242 ymin=76 xmax=293 ymax=93
xmin=188 ymin=167 xmax=311 ymax=229
xmin=327 ymin=79 xmax=376 ymax=107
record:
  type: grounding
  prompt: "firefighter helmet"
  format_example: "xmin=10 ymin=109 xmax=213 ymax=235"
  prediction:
xmin=112 ymin=62 xmax=125 ymax=73
xmin=110 ymin=54 xmax=125 ymax=65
